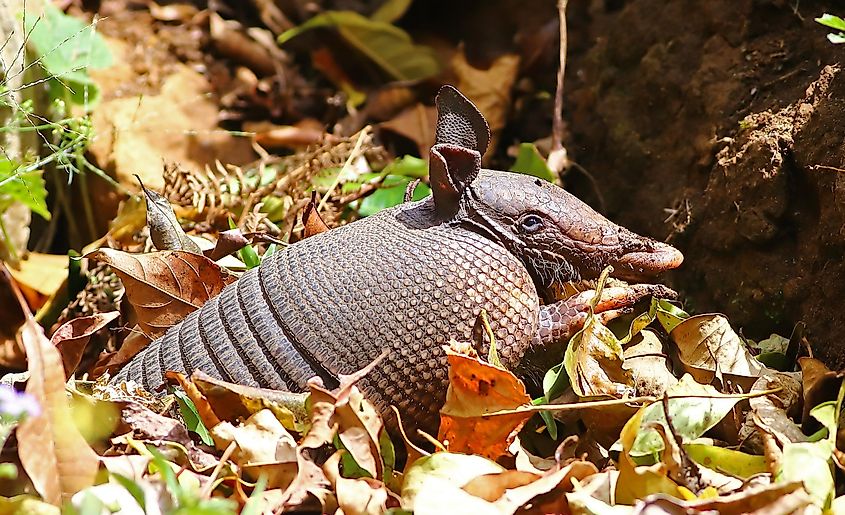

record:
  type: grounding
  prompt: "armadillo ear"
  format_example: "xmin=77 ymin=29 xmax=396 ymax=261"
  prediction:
xmin=429 ymin=143 xmax=481 ymax=219
xmin=435 ymin=85 xmax=490 ymax=155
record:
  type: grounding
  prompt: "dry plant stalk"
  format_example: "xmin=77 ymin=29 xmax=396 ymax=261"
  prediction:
xmin=163 ymin=131 xmax=387 ymax=235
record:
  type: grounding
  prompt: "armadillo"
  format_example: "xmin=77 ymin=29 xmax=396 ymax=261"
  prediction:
xmin=114 ymin=86 xmax=683 ymax=433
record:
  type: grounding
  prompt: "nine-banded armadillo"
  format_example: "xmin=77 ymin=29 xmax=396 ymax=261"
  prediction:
xmin=114 ymin=86 xmax=683 ymax=433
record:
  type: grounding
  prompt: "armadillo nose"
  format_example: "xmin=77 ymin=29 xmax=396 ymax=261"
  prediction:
xmin=613 ymin=241 xmax=684 ymax=280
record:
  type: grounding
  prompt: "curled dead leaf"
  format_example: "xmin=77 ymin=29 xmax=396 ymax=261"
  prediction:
xmin=85 ymin=249 xmax=236 ymax=339
xmin=51 ymin=311 xmax=120 ymax=378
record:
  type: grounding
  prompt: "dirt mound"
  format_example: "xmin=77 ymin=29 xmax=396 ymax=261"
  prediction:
xmin=563 ymin=0 xmax=845 ymax=366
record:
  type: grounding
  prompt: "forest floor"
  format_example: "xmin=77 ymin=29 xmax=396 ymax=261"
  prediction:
xmin=0 ymin=0 xmax=844 ymax=513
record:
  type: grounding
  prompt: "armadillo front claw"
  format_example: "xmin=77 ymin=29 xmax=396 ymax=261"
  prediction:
xmin=537 ymin=283 xmax=676 ymax=346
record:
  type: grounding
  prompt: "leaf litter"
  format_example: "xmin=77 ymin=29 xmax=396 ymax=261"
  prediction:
xmin=0 ymin=1 xmax=842 ymax=514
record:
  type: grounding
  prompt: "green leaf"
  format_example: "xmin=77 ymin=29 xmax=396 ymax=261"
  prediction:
xmin=278 ymin=11 xmax=440 ymax=81
xmin=0 ymin=463 xmax=17 ymax=479
xmin=239 ymin=244 xmax=261 ymax=269
xmin=815 ymin=14 xmax=845 ymax=32
xmin=650 ymin=297 xmax=689 ymax=333
xmin=333 ymin=434 xmax=373 ymax=479
xmin=358 ymin=175 xmax=430 ymax=217
xmin=110 ymin=473 xmax=147 ymax=512
xmin=536 ymin=359 xmax=569 ymax=439
xmin=172 ymin=390 xmax=213 ymax=446
xmin=509 ymin=143 xmax=555 ymax=182
xmin=684 ymin=444 xmax=767 ymax=479
xmin=23 ymin=4 xmax=112 ymax=105
xmin=827 ymin=33 xmax=845 ymax=44
xmin=371 ymin=0 xmax=413 ymax=23
xmin=0 ymin=159 xmax=50 ymax=220
xmin=629 ymin=375 xmax=742 ymax=461
xmin=778 ymin=441 xmax=835 ymax=508
xmin=382 ymin=155 xmax=428 ymax=178
xmin=241 ymin=476 xmax=267 ymax=515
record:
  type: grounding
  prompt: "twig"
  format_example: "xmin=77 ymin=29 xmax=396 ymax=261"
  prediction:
xmin=484 ymin=388 xmax=783 ymax=417
xmin=317 ymin=126 xmax=370 ymax=212
xmin=200 ymin=441 xmax=237 ymax=499
xmin=547 ymin=0 xmax=570 ymax=179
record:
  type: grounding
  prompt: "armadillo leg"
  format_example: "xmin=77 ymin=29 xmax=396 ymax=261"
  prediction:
xmin=536 ymin=284 xmax=674 ymax=345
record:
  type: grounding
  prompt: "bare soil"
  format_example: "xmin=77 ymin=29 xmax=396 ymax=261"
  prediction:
xmin=562 ymin=0 xmax=845 ymax=366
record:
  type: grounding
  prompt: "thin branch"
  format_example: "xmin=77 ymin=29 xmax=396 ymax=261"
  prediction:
xmin=547 ymin=0 xmax=570 ymax=179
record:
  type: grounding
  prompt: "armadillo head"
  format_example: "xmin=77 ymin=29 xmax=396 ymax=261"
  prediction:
xmin=429 ymin=86 xmax=683 ymax=288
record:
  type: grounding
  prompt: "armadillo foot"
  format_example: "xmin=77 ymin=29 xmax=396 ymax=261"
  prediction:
xmin=536 ymin=283 xmax=676 ymax=345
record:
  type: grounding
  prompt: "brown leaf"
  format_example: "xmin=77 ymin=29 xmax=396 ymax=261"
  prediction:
xmin=0 ymin=271 xmax=26 ymax=369
xmin=2 ymin=264 xmax=100 ymax=505
xmin=91 ymin=328 xmax=151 ymax=378
xmin=378 ymin=103 xmax=436 ymax=157
xmin=438 ymin=348 xmax=533 ymax=460
xmin=451 ymin=49 xmax=521 ymax=159
xmin=476 ymin=461 xmax=598 ymax=514
xmin=138 ymin=176 xmax=202 ymax=254
xmin=324 ymin=452 xmax=395 ymax=515
xmin=115 ymin=402 xmax=218 ymax=471
xmin=204 ymin=228 xmax=249 ymax=262
xmin=670 ymin=314 xmax=764 ymax=390
xmin=308 ymin=381 xmax=384 ymax=479
xmin=301 ymin=193 xmax=330 ymax=239
xmin=211 ymin=409 xmax=298 ymax=489
xmin=799 ymin=357 xmax=840 ymax=429
xmin=640 ymin=481 xmax=812 ymax=514
xmin=743 ymin=370 xmax=805 ymax=450
xmin=51 ymin=312 xmax=120 ymax=378
xmin=190 ymin=371 xmax=308 ymax=430
xmin=88 ymin=65 xmax=256 ymax=192
xmin=622 ymin=329 xmax=678 ymax=397
xmin=85 ymin=249 xmax=236 ymax=339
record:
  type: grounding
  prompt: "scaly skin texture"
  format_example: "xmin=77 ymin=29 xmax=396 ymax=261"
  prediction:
xmin=117 ymin=194 xmax=538 ymax=433
xmin=114 ymin=86 xmax=683 ymax=434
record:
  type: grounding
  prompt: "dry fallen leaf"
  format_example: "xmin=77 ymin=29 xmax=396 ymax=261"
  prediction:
xmin=89 ymin=65 xmax=255 ymax=192
xmin=205 ymin=229 xmax=250 ymax=262
xmin=2 ymin=264 xmax=100 ymax=505
xmin=211 ymin=409 xmax=299 ymax=489
xmin=51 ymin=311 xmax=120 ymax=378
xmin=670 ymin=314 xmax=764 ymax=389
xmin=301 ymin=193 xmax=330 ymax=239
xmin=438 ymin=348 xmax=533 ymax=460
xmin=379 ymin=103 xmax=437 ymax=157
xmin=92 ymin=327 xmax=151 ymax=378
xmin=615 ymin=404 xmax=684 ymax=505
xmin=189 ymin=371 xmax=308 ymax=430
xmin=623 ymin=329 xmax=678 ymax=397
xmin=85 ymin=249 xmax=236 ymax=338
xmin=115 ymin=401 xmax=218 ymax=472
xmin=452 ymin=49 xmax=521 ymax=160
xmin=139 ymin=177 xmax=202 ymax=254
xmin=324 ymin=452 xmax=396 ymax=515
xmin=565 ymin=314 xmax=633 ymax=398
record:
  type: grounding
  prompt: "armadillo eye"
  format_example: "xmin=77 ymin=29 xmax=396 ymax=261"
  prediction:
xmin=519 ymin=214 xmax=544 ymax=233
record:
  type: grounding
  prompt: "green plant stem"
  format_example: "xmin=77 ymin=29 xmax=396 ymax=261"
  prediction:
xmin=0 ymin=214 xmax=19 ymax=263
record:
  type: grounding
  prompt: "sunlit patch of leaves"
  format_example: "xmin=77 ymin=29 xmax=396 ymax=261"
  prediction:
xmin=816 ymin=13 xmax=845 ymax=44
